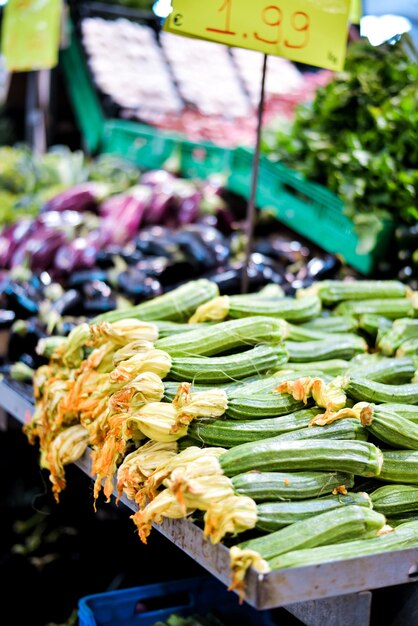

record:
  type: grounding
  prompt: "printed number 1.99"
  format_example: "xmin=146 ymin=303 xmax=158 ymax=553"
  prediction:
xmin=206 ymin=0 xmax=310 ymax=49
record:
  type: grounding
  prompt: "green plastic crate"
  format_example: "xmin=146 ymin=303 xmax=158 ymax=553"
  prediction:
xmin=100 ymin=119 xmax=181 ymax=170
xmin=227 ymin=148 xmax=395 ymax=275
xmin=60 ymin=21 xmax=105 ymax=153
xmin=179 ymin=140 xmax=232 ymax=179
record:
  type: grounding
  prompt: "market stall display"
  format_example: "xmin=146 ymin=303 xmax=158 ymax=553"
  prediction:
xmin=16 ymin=278 xmax=417 ymax=606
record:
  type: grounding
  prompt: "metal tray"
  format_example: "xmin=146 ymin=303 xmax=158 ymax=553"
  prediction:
xmin=1 ymin=378 xmax=417 ymax=619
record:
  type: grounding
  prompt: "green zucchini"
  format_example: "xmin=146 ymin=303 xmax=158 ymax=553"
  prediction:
xmin=397 ymin=338 xmax=418 ymax=358
xmin=378 ymin=319 xmax=418 ymax=356
xmin=268 ymin=525 xmax=418 ymax=570
xmin=155 ymin=321 xmax=215 ymax=338
xmin=345 ymin=377 xmax=418 ymax=405
xmin=168 ymin=344 xmax=288 ymax=384
xmin=378 ymin=403 xmax=418 ymax=423
xmin=188 ymin=408 xmax=321 ymax=447
xmin=308 ymin=280 xmax=408 ymax=305
xmin=92 ymin=279 xmax=219 ymax=323
xmin=386 ymin=513 xmax=418 ymax=527
xmin=303 ymin=315 xmax=358 ymax=334
xmin=237 ymin=505 xmax=385 ymax=561
xmin=365 ymin=406 xmax=418 ymax=450
xmin=225 ymin=393 xmax=308 ymax=419
xmin=227 ymin=294 xmax=322 ymax=323
xmin=256 ymin=492 xmax=372 ymax=532
xmin=370 ymin=484 xmax=418 ymax=516
xmin=155 ymin=317 xmax=286 ymax=357
xmin=334 ymin=298 xmax=416 ymax=320
xmin=286 ymin=323 xmax=329 ymax=342
xmin=228 ymin=371 xmax=332 ymax=398
xmin=231 ymin=471 xmax=354 ymax=501
xmin=220 ymin=439 xmax=383 ymax=478
xmin=285 ymin=335 xmax=367 ymax=363
xmin=348 ymin=357 xmax=415 ymax=385
xmin=275 ymin=418 xmax=367 ymax=443
xmin=358 ymin=314 xmax=393 ymax=339
xmin=379 ymin=450 xmax=418 ymax=484
xmin=281 ymin=360 xmax=351 ymax=377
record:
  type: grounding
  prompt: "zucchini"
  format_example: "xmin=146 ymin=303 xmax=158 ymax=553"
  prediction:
xmin=348 ymin=357 xmax=415 ymax=385
xmin=168 ymin=344 xmax=288 ymax=384
xmin=387 ymin=513 xmax=418 ymax=527
xmin=227 ymin=294 xmax=321 ymax=323
xmin=286 ymin=323 xmax=329 ymax=342
xmin=364 ymin=406 xmax=418 ymax=450
xmin=155 ymin=317 xmax=286 ymax=357
xmin=379 ymin=403 xmax=418 ymax=423
xmin=92 ymin=279 xmax=219 ymax=323
xmin=334 ymin=298 xmax=416 ymax=320
xmin=397 ymin=338 xmax=418 ymax=358
xmin=155 ymin=321 xmax=215 ymax=338
xmin=188 ymin=408 xmax=321 ymax=447
xmin=256 ymin=492 xmax=372 ymax=532
xmin=281 ymin=360 xmax=350 ymax=377
xmin=358 ymin=314 xmax=392 ymax=339
xmin=285 ymin=336 xmax=367 ymax=363
xmin=306 ymin=280 xmax=408 ymax=305
xmin=378 ymin=319 xmax=418 ymax=356
xmin=379 ymin=450 xmax=418 ymax=484
xmin=238 ymin=505 xmax=385 ymax=561
xmin=345 ymin=377 xmax=418 ymax=405
xmin=220 ymin=439 xmax=383 ymax=478
xmin=303 ymin=315 xmax=358 ymax=334
xmin=228 ymin=371 xmax=332 ymax=398
xmin=225 ymin=393 xmax=307 ymax=419
xmin=370 ymin=484 xmax=418 ymax=516
xmin=231 ymin=471 xmax=354 ymax=501
xmin=275 ymin=418 xmax=367 ymax=443
xmin=269 ymin=525 xmax=418 ymax=570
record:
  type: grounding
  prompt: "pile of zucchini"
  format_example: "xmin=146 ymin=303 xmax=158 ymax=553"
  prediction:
xmin=25 ymin=278 xmax=418 ymax=592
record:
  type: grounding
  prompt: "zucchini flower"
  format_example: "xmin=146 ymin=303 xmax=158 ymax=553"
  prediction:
xmin=276 ymin=376 xmax=346 ymax=412
xmin=56 ymin=323 xmax=91 ymax=368
xmin=144 ymin=446 xmax=226 ymax=502
xmin=124 ymin=403 xmax=187 ymax=443
xmin=108 ymin=372 xmax=165 ymax=414
xmin=36 ymin=336 xmax=67 ymax=360
xmin=310 ymin=401 xmax=371 ymax=427
xmin=117 ymin=440 xmax=178 ymax=503
xmin=45 ymin=424 xmax=90 ymax=502
xmin=85 ymin=341 xmax=117 ymax=373
xmin=112 ymin=340 xmax=154 ymax=366
xmin=204 ymin=494 xmax=258 ymax=544
xmin=110 ymin=349 xmax=172 ymax=382
xmin=89 ymin=319 xmax=158 ymax=347
xmin=130 ymin=488 xmax=192 ymax=544
xmin=228 ymin=546 xmax=270 ymax=603
xmin=33 ymin=364 xmax=65 ymax=400
xmin=165 ymin=470 xmax=233 ymax=515
xmin=189 ymin=296 xmax=230 ymax=324
xmin=172 ymin=383 xmax=228 ymax=432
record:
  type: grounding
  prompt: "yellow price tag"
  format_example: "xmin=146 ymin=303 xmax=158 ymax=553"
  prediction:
xmin=2 ymin=0 xmax=62 ymax=72
xmin=165 ymin=0 xmax=351 ymax=71
xmin=350 ymin=0 xmax=362 ymax=25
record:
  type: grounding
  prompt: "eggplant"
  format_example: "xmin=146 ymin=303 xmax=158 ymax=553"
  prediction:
xmin=68 ymin=269 xmax=109 ymax=287
xmin=3 ymin=281 xmax=39 ymax=317
xmin=0 ymin=219 xmax=33 ymax=268
xmin=0 ymin=310 xmax=15 ymax=360
xmin=7 ymin=318 xmax=47 ymax=363
xmin=50 ymin=289 xmax=83 ymax=317
xmin=99 ymin=186 xmax=151 ymax=245
xmin=305 ymin=255 xmax=341 ymax=279
xmin=43 ymin=182 xmax=111 ymax=213
xmin=141 ymin=170 xmax=175 ymax=187
xmin=82 ymin=280 xmax=112 ymax=300
xmin=177 ymin=230 xmax=219 ymax=272
xmin=83 ymin=297 xmax=118 ymax=315
xmin=117 ymin=268 xmax=163 ymax=301
xmin=135 ymin=227 xmax=179 ymax=258
xmin=54 ymin=236 xmax=98 ymax=273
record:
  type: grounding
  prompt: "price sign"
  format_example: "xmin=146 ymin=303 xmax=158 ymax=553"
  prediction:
xmin=165 ymin=0 xmax=351 ymax=71
xmin=350 ymin=0 xmax=362 ymax=25
xmin=2 ymin=0 xmax=62 ymax=72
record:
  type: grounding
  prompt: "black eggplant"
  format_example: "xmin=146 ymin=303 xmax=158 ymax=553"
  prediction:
xmin=116 ymin=268 xmax=163 ymax=302
xmin=50 ymin=289 xmax=83 ymax=317
xmin=7 ymin=318 xmax=47 ymax=364
xmin=68 ymin=269 xmax=109 ymax=287
xmin=3 ymin=281 xmax=40 ymax=317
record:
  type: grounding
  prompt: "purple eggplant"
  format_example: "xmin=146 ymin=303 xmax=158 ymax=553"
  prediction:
xmin=54 ymin=236 xmax=98 ymax=273
xmin=9 ymin=227 xmax=68 ymax=272
xmin=141 ymin=170 xmax=175 ymax=187
xmin=142 ymin=189 xmax=174 ymax=225
xmin=0 ymin=220 xmax=34 ymax=268
xmin=43 ymin=182 xmax=111 ymax=213
xmin=99 ymin=186 xmax=151 ymax=245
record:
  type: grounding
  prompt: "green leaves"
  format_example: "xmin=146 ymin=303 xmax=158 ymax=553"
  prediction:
xmin=262 ymin=36 xmax=418 ymax=252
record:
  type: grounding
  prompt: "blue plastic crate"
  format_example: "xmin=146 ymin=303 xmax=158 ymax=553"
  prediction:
xmin=78 ymin=576 xmax=276 ymax=626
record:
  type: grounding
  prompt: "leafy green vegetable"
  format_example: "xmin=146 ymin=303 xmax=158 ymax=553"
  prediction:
xmin=262 ymin=35 xmax=418 ymax=252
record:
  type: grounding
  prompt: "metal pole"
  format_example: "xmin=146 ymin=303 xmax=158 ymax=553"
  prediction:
xmin=241 ymin=53 xmax=268 ymax=293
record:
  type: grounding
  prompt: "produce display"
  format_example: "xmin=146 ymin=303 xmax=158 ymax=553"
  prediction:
xmin=21 ymin=278 xmax=418 ymax=601
xmin=262 ymin=35 xmax=418 ymax=265
xmin=80 ymin=17 xmax=329 ymax=146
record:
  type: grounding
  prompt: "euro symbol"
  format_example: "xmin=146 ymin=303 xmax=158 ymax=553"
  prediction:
xmin=173 ymin=13 xmax=183 ymax=26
